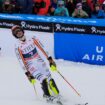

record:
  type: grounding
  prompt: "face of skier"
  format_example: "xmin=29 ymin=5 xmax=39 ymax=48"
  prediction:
xmin=15 ymin=29 xmax=26 ymax=42
xmin=18 ymin=35 xmax=26 ymax=42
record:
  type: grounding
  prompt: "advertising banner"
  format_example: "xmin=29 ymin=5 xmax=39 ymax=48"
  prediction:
xmin=1 ymin=14 xmax=105 ymax=65
xmin=0 ymin=19 xmax=53 ymax=32
xmin=54 ymin=22 xmax=105 ymax=65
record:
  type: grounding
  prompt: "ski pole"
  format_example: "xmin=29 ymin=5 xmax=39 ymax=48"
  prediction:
xmin=33 ymin=84 xmax=37 ymax=96
xmin=29 ymin=43 xmax=81 ymax=97
xmin=57 ymin=70 xmax=81 ymax=97
xmin=18 ymin=48 xmax=38 ymax=96
xmin=31 ymin=79 xmax=37 ymax=96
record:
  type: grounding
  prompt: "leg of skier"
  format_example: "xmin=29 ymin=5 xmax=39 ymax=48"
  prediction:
xmin=37 ymin=61 xmax=61 ymax=102
xmin=43 ymin=66 xmax=62 ymax=101
xmin=27 ymin=58 xmax=61 ymax=102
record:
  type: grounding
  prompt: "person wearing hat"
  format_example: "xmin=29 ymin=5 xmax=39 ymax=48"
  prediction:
xmin=54 ymin=0 xmax=69 ymax=16
xmin=72 ymin=2 xmax=89 ymax=18
xmin=92 ymin=3 xmax=105 ymax=18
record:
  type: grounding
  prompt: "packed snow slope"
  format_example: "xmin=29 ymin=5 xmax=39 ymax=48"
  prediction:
xmin=0 ymin=57 xmax=105 ymax=105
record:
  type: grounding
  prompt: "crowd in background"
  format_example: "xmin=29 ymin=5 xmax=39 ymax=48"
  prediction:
xmin=0 ymin=0 xmax=105 ymax=18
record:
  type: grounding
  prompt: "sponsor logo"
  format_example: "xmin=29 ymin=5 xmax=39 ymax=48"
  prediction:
xmin=56 ymin=24 xmax=61 ymax=31
xmin=91 ymin=27 xmax=97 ymax=33
xmin=55 ymin=24 xmax=86 ymax=33
xmin=0 ymin=21 xmax=14 ymax=27
xmin=55 ymin=23 xmax=105 ymax=35
xmin=82 ymin=46 xmax=104 ymax=62
xmin=21 ymin=21 xmax=51 ymax=31
xmin=21 ymin=21 xmax=26 ymax=28
xmin=0 ymin=19 xmax=52 ymax=32
xmin=91 ymin=26 xmax=105 ymax=34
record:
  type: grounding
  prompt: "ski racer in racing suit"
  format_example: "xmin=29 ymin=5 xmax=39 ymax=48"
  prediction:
xmin=11 ymin=25 xmax=60 ymax=101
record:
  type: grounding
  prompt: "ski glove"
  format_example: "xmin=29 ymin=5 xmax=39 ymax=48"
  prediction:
xmin=48 ymin=56 xmax=57 ymax=71
xmin=25 ymin=71 xmax=36 ymax=84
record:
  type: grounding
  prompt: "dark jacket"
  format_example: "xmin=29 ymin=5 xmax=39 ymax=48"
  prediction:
xmin=92 ymin=10 xmax=105 ymax=18
xmin=16 ymin=0 xmax=33 ymax=14
xmin=33 ymin=0 xmax=51 ymax=15
xmin=0 ymin=0 xmax=3 ymax=12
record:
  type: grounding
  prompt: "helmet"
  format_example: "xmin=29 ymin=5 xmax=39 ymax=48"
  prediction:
xmin=11 ymin=25 xmax=24 ymax=38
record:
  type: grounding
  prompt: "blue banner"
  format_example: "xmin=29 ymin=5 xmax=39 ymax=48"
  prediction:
xmin=54 ymin=33 xmax=105 ymax=65
xmin=0 ymin=13 xmax=105 ymax=26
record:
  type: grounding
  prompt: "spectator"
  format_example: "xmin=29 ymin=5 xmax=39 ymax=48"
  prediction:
xmin=102 ymin=1 xmax=105 ymax=12
xmin=48 ymin=0 xmax=57 ymax=16
xmin=16 ymin=0 xmax=33 ymax=14
xmin=10 ymin=0 xmax=20 ymax=13
xmin=87 ymin=0 xmax=94 ymax=12
xmin=33 ymin=0 xmax=51 ymax=15
xmin=51 ymin=0 xmax=57 ymax=9
xmin=72 ymin=2 xmax=89 ymax=18
xmin=97 ymin=0 xmax=104 ymax=5
xmin=2 ymin=0 xmax=17 ymax=13
xmin=92 ymin=3 xmax=105 ymax=18
xmin=82 ymin=0 xmax=92 ymax=18
xmin=0 ymin=0 xmax=3 ymax=12
xmin=54 ymin=0 xmax=69 ymax=16
xmin=66 ymin=0 xmax=75 ymax=16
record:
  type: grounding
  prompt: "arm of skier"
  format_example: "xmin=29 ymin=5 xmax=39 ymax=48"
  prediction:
xmin=33 ymin=37 xmax=57 ymax=71
xmin=15 ymin=46 xmax=36 ymax=84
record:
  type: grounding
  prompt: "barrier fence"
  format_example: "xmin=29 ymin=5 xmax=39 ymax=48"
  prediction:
xmin=0 ymin=14 xmax=105 ymax=65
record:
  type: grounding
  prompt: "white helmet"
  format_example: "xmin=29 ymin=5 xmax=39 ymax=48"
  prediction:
xmin=11 ymin=25 xmax=24 ymax=38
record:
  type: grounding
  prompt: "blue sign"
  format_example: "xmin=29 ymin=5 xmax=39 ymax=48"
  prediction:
xmin=54 ymin=33 xmax=105 ymax=65
xmin=0 ymin=13 xmax=105 ymax=26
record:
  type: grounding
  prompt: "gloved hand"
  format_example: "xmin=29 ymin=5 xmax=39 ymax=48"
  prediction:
xmin=48 ymin=56 xmax=57 ymax=71
xmin=30 ymin=79 xmax=36 ymax=85
xmin=25 ymin=71 xmax=36 ymax=84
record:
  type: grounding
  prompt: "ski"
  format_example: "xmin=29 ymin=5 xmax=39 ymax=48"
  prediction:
xmin=75 ymin=102 xmax=88 ymax=105
xmin=46 ymin=99 xmax=64 ymax=105
xmin=56 ymin=100 xmax=63 ymax=105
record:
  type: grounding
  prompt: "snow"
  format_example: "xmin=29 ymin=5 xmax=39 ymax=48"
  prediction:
xmin=0 ymin=57 xmax=105 ymax=105
xmin=0 ymin=28 xmax=105 ymax=105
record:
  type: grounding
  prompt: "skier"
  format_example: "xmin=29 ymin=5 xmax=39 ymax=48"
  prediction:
xmin=11 ymin=25 xmax=61 ymax=103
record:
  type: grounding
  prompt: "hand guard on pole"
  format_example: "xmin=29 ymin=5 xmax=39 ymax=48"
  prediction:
xmin=25 ymin=71 xmax=36 ymax=85
xmin=48 ymin=56 xmax=57 ymax=72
